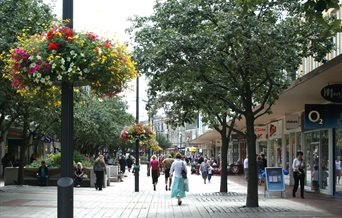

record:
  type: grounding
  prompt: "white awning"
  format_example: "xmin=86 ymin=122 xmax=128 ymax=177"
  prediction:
xmin=190 ymin=129 xmax=220 ymax=144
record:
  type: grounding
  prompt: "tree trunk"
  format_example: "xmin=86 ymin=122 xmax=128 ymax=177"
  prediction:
xmin=220 ymin=134 xmax=229 ymax=192
xmin=245 ymin=111 xmax=258 ymax=207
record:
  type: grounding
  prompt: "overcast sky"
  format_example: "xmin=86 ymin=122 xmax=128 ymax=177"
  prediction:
xmin=44 ymin=0 xmax=155 ymax=121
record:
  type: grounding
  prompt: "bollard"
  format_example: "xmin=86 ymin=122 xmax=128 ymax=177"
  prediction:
xmin=57 ymin=177 xmax=74 ymax=218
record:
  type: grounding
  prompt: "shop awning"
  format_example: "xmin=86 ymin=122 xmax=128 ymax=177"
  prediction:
xmin=235 ymin=54 xmax=342 ymax=129
xmin=190 ymin=129 xmax=220 ymax=144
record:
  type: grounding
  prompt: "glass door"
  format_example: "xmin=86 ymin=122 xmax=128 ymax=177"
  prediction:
xmin=335 ymin=129 xmax=342 ymax=195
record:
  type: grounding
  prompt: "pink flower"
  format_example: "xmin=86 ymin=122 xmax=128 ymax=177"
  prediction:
xmin=28 ymin=68 xmax=35 ymax=74
xmin=34 ymin=65 xmax=41 ymax=71
xmin=44 ymin=62 xmax=51 ymax=69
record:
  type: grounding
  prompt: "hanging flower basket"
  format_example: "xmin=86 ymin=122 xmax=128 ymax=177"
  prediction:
xmin=3 ymin=21 xmax=138 ymax=96
xmin=121 ymin=123 xmax=162 ymax=151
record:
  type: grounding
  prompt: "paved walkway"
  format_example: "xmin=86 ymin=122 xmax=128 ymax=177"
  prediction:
xmin=0 ymin=166 xmax=341 ymax=218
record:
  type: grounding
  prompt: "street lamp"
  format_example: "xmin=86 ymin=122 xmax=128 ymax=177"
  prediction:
xmin=134 ymin=76 xmax=140 ymax=192
xmin=57 ymin=1 xmax=74 ymax=218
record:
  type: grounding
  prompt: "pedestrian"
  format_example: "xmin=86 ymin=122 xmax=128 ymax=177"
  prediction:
xmin=159 ymin=155 xmax=165 ymax=174
xmin=208 ymin=163 xmax=213 ymax=183
xmin=311 ymin=165 xmax=319 ymax=191
xmin=37 ymin=160 xmax=48 ymax=186
xmin=163 ymin=154 xmax=174 ymax=191
xmin=119 ymin=155 xmax=127 ymax=174
xmin=170 ymin=152 xmax=188 ymax=205
xmin=150 ymin=155 xmax=160 ymax=191
xmin=200 ymin=159 xmax=209 ymax=184
xmin=93 ymin=155 xmax=106 ymax=191
xmin=243 ymin=156 xmax=248 ymax=181
xmin=292 ymin=151 xmax=305 ymax=198
xmin=1 ymin=153 xmax=13 ymax=177
xmin=335 ymin=156 xmax=341 ymax=184
xmin=126 ymin=154 xmax=133 ymax=172
xmin=74 ymin=162 xmax=84 ymax=187
xmin=261 ymin=153 xmax=267 ymax=170
xmin=256 ymin=155 xmax=264 ymax=185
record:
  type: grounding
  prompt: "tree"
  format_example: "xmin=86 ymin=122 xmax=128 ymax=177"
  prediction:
xmin=131 ymin=0 xmax=338 ymax=207
xmin=73 ymin=92 xmax=134 ymax=156
xmin=0 ymin=0 xmax=54 ymax=151
xmin=156 ymin=133 xmax=172 ymax=150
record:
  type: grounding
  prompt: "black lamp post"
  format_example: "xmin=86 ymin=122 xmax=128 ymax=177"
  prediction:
xmin=57 ymin=1 xmax=74 ymax=218
xmin=134 ymin=76 xmax=140 ymax=192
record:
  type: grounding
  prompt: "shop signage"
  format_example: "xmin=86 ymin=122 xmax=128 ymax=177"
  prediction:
xmin=265 ymin=167 xmax=285 ymax=192
xmin=254 ymin=126 xmax=267 ymax=140
xmin=320 ymin=84 xmax=342 ymax=103
xmin=304 ymin=104 xmax=342 ymax=129
xmin=285 ymin=114 xmax=299 ymax=130
xmin=268 ymin=120 xmax=282 ymax=139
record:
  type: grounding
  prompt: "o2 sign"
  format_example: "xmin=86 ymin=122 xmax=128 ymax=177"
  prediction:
xmin=307 ymin=110 xmax=323 ymax=125
xmin=304 ymin=104 xmax=342 ymax=129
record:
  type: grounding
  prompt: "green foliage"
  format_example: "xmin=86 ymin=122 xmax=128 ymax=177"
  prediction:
xmin=26 ymin=151 xmax=94 ymax=168
xmin=156 ymin=134 xmax=172 ymax=150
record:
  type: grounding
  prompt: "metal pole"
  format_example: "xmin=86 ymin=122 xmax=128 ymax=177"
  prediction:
xmin=58 ymin=1 xmax=74 ymax=218
xmin=135 ymin=76 xmax=140 ymax=192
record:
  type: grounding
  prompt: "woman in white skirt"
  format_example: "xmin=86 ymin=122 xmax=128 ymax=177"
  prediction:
xmin=170 ymin=152 xmax=188 ymax=205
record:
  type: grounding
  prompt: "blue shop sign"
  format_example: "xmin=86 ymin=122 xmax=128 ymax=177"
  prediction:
xmin=304 ymin=104 xmax=342 ymax=129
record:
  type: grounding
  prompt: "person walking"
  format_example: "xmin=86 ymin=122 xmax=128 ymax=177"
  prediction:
xmin=74 ymin=162 xmax=84 ymax=187
xmin=1 ymin=153 xmax=12 ymax=178
xmin=335 ymin=157 xmax=341 ymax=184
xmin=208 ymin=163 xmax=213 ymax=183
xmin=93 ymin=155 xmax=106 ymax=191
xmin=200 ymin=159 xmax=209 ymax=184
xmin=170 ymin=153 xmax=188 ymax=205
xmin=292 ymin=151 xmax=305 ymax=198
xmin=256 ymin=155 xmax=264 ymax=185
xmin=119 ymin=155 xmax=127 ymax=174
xmin=126 ymin=154 xmax=133 ymax=172
xmin=163 ymin=155 xmax=174 ymax=191
xmin=150 ymin=155 xmax=160 ymax=191
xmin=243 ymin=156 xmax=249 ymax=181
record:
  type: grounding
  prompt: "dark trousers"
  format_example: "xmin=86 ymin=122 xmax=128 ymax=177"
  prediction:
xmin=38 ymin=176 xmax=48 ymax=186
xmin=293 ymin=172 xmax=304 ymax=196
xmin=95 ymin=171 xmax=104 ymax=189
xmin=74 ymin=176 xmax=83 ymax=186
xmin=152 ymin=170 xmax=159 ymax=184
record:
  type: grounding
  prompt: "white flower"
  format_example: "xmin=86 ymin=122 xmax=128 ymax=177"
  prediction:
xmin=36 ymin=86 xmax=41 ymax=90
xmin=68 ymin=67 xmax=72 ymax=73
xmin=45 ymin=76 xmax=50 ymax=81
xmin=36 ymin=73 xmax=41 ymax=78
xmin=29 ymin=63 xmax=36 ymax=68
xmin=47 ymin=81 xmax=53 ymax=86
xmin=57 ymin=75 xmax=63 ymax=81
xmin=61 ymin=58 xmax=65 ymax=65
xmin=36 ymin=55 xmax=41 ymax=60
xmin=84 ymin=68 xmax=89 ymax=73
xmin=40 ymin=78 xmax=45 ymax=83
xmin=70 ymin=50 xmax=75 ymax=56
xmin=70 ymin=62 xmax=75 ymax=67
xmin=80 ymin=53 xmax=85 ymax=57
xmin=67 ymin=57 xmax=71 ymax=62
xmin=52 ymin=63 xmax=56 ymax=69
xmin=28 ymin=56 xmax=34 ymax=61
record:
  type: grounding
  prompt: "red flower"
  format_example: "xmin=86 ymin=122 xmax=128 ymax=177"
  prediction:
xmin=103 ymin=41 xmax=112 ymax=48
xmin=60 ymin=27 xmax=74 ymax=40
xmin=88 ymin=32 xmax=97 ymax=40
xmin=46 ymin=30 xmax=55 ymax=40
xmin=48 ymin=42 xmax=60 ymax=50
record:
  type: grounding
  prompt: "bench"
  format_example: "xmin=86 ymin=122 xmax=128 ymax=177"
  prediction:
xmin=4 ymin=167 xmax=91 ymax=187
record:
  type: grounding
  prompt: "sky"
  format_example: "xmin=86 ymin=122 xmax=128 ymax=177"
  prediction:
xmin=44 ymin=0 xmax=155 ymax=121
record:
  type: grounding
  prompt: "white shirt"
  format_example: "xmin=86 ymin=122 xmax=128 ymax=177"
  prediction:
xmin=292 ymin=158 xmax=304 ymax=172
xmin=170 ymin=159 xmax=187 ymax=178
xmin=336 ymin=160 xmax=342 ymax=170
xmin=243 ymin=158 xmax=248 ymax=169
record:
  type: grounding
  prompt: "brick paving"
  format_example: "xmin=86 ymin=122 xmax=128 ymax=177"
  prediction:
xmin=0 ymin=166 xmax=341 ymax=218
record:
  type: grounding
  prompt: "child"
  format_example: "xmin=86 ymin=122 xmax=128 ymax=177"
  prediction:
xmin=208 ymin=164 xmax=213 ymax=183
xmin=311 ymin=166 xmax=319 ymax=191
xmin=37 ymin=161 xmax=49 ymax=186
